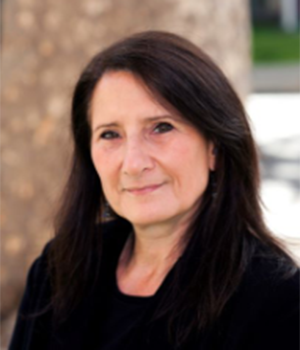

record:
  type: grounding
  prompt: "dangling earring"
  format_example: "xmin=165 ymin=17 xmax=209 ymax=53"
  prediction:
xmin=103 ymin=200 xmax=113 ymax=219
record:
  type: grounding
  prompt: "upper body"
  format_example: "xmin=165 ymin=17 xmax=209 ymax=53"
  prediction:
xmin=9 ymin=218 xmax=300 ymax=350
xmin=9 ymin=31 xmax=300 ymax=349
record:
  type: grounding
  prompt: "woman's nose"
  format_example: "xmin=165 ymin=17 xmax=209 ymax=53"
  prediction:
xmin=121 ymin=138 xmax=154 ymax=176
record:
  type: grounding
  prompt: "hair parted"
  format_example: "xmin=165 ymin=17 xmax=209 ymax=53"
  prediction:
xmin=49 ymin=31 xmax=297 ymax=346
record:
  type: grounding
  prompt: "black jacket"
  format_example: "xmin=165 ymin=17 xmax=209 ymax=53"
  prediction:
xmin=9 ymin=219 xmax=300 ymax=349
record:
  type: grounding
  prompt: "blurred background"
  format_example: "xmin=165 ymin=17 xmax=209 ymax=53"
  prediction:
xmin=1 ymin=0 xmax=299 ymax=347
xmin=247 ymin=0 xmax=300 ymax=250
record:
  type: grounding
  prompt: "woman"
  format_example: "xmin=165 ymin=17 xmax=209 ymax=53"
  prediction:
xmin=10 ymin=31 xmax=299 ymax=350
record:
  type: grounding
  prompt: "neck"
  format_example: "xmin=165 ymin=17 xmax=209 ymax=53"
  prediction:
xmin=116 ymin=214 xmax=195 ymax=296
xmin=120 ymin=215 xmax=191 ymax=273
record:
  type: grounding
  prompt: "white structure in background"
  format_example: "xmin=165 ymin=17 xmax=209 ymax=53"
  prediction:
xmin=280 ymin=0 xmax=299 ymax=32
xmin=246 ymin=93 xmax=300 ymax=239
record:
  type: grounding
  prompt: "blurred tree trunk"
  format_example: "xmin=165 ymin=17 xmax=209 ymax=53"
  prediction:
xmin=1 ymin=0 xmax=251 ymax=346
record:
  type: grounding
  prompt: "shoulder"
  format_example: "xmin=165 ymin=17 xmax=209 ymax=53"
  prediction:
xmin=253 ymin=249 xmax=298 ymax=308
xmin=21 ymin=241 xmax=52 ymax=292
xmin=25 ymin=218 xmax=131 ymax=280
xmin=242 ymin=245 xmax=299 ymax=305
xmin=20 ymin=241 xmax=53 ymax=311
xmin=223 ymin=245 xmax=299 ymax=350
xmin=9 ymin=242 xmax=53 ymax=349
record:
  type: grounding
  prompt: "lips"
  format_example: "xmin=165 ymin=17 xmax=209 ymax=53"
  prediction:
xmin=125 ymin=184 xmax=163 ymax=195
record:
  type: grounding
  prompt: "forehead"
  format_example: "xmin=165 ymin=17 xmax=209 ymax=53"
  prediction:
xmin=89 ymin=71 xmax=205 ymax=138
xmin=90 ymin=71 xmax=166 ymax=119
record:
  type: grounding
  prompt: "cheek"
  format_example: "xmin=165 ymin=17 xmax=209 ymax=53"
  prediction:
xmin=174 ymin=145 xmax=210 ymax=190
xmin=91 ymin=149 xmax=112 ymax=185
xmin=91 ymin=149 xmax=122 ymax=202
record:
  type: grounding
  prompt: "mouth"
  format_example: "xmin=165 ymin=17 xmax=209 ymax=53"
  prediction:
xmin=125 ymin=184 xmax=163 ymax=195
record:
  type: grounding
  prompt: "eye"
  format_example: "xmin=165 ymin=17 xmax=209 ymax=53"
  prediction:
xmin=100 ymin=130 xmax=120 ymax=140
xmin=153 ymin=122 xmax=174 ymax=134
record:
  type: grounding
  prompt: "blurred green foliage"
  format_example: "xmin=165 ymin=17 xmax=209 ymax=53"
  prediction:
xmin=252 ymin=25 xmax=300 ymax=63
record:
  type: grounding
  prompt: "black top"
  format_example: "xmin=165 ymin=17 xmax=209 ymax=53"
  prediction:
xmin=98 ymin=275 xmax=154 ymax=349
xmin=9 ymin=219 xmax=300 ymax=350
xmin=99 ymin=253 xmax=182 ymax=349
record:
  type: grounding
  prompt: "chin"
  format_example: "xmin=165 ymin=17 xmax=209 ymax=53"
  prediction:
xmin=118 ymin=208 xmax=181 ymax=227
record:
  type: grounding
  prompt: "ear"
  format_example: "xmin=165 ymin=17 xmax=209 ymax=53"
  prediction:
xmin=208 ymin=141 xmax=217 ymax=171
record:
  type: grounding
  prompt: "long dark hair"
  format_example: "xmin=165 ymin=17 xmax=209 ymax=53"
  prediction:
xmin=49 ymin=31 xmax=297 ymax=345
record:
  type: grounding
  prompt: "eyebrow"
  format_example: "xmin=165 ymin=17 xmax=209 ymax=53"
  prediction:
xmin=92 ymin=114 xmax=178 ymax=133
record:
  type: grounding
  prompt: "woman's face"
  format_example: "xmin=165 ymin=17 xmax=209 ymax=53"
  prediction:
xmin=90 ymin=71 xmax=215 ymax=228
